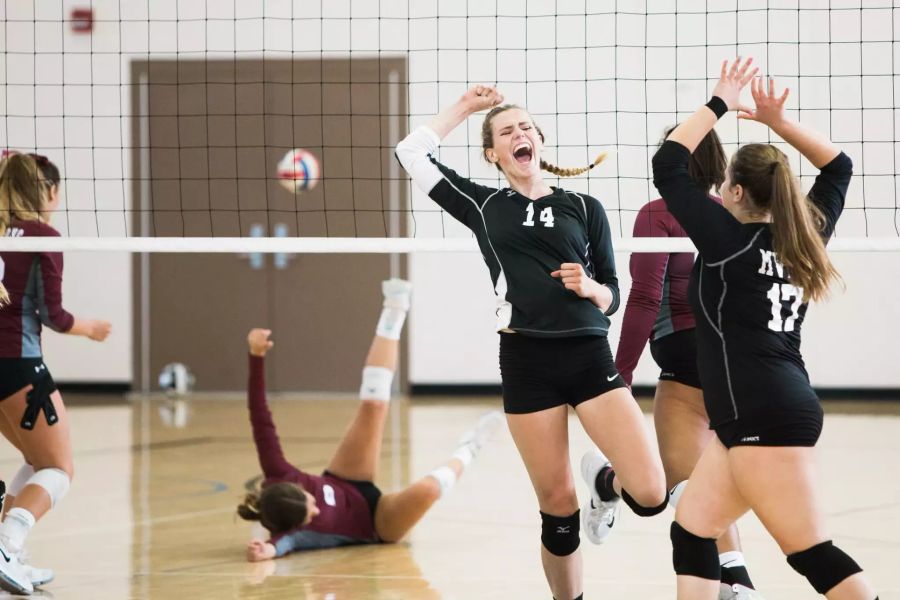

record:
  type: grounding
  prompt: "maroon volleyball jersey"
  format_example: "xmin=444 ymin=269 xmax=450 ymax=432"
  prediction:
xmin=247 ymin=355 xmax=379 ymax=556
xmin=0 ymin=220 xmax=74 ymax=358
xmin=615 ymin=198 xmax=713 ymax=385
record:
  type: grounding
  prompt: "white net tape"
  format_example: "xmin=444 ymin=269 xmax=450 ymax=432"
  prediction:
xmin=0 ymin=237 xmax=897 ymax=253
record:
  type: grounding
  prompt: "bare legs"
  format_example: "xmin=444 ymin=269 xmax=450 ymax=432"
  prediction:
xmin=653 ymin=381 xmax=745 ymax=580
xmin=675 ymin=439 xmax=877 ymax=600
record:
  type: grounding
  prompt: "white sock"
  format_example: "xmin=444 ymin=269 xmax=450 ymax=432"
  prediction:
xmin=719 ymin=550 xmax=746 ymax=568
xmin=452 ymin=445 xmax=475 ymax=468
xmin=375 ymin=307 xmax=407 ymax=341
xmin=427 ymin=466 xmax=458 ymax=498
xmin=0 ymin=507 xmax=36 ymax=554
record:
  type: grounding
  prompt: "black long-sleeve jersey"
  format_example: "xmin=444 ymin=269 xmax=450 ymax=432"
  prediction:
xmin=652 ymin=140 xmax=851 ymax=427
xmin=397 ymin=126 xmax=620 ymax=338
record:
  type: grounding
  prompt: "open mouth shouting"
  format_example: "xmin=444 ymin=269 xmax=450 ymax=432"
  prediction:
xmin=513 ymin=142 xmax=533 ymax=165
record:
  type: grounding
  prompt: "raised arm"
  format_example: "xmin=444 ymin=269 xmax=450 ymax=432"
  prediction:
xmin=247 ymin=329 xmax=295 ymax=480
xmin=653 ymin=58 xmax=757 ymax=262
xmin=427 ymin=85 xmax=504 ymax=140
xmin=737 ymin=76 xmax=851 ymax=235
xmin=395 ymin=86 xmax=504 ymax=227
xmin=738 ymin=76 xmax=840 ymax=169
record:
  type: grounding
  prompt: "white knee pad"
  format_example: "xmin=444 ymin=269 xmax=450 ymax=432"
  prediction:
xmin=359 ymin=366 xmax=394 ymax=402
xmin=28 ymin=468 xmax=70 ymax=508
xmin=7 ymin=464 xmax=35 ymax=497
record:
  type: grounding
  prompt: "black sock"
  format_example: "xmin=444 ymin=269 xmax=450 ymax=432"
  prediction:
xmin=593 ymin=466 xmax=618 ymax=502
xmin=720 ymin=564 xmax=754 ymax=589
xmin=552 ymin=596 xmax=582 ymax=600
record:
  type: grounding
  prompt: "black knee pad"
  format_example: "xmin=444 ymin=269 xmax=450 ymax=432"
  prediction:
xmin=540 ymin=510 xmax=580 ymax=557
xmin=670 ymin=521 xmax=720 ymax=580
xmin=622 ymin=488 xmax=668 ymax=517
xmin=787 ymin=540 xmax=863 ymax=594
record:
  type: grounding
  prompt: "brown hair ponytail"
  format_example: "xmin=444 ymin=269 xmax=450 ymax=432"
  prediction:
xmin=0 ymin=153 xmax=44 ymax=231
xmin=236 ymin=491 xmax=263 ymax=522
xmin=236 ymin=482 xmax=308 ymax=535
xmin=730 ymin=144 xmax=840 ymax=301
xmin=0 ymin=153 xmax=47 ymax=307
xmin=540 ymin=152 xmax=608 ymax=177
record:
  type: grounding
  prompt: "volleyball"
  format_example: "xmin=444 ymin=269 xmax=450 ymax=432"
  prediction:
xmin=158 ymin=362 xmax=195 ymax=396
xmin=277 ymin=148 xmax=319 ymax=193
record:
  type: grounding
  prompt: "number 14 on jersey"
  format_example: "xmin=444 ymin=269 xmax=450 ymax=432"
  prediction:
xmin=523 ymin=204 xmax=555 ymax=228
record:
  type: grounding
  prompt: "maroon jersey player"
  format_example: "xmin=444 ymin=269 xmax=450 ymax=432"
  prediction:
xmin=0 ymin=153 xmax=111 ymax=594
xmin=238 ymin=280 xmax=501 ymax=560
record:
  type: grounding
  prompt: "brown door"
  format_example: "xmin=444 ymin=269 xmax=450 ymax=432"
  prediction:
xmin=132 ymin=57 xmax=408 ymax=392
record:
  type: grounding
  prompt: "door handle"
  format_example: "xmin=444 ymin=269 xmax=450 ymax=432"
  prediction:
xmin=242 ymin=223 xmax=265 ymax=270
xmin=273 ymin=223 xmax=293 ymax=270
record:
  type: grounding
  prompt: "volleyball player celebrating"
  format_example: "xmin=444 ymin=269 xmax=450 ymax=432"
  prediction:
xmin=396 ymin=87 xmax=667 ymax=600
xmin=615 ymin=131 xmax=763 ymax=600
xmin=0 ymin=152 xmax=112 ymax=594
xmin=653 ymin=58 xmax=879 ymax=600
xmin=239 ymin=280 xmax=500 ymax=560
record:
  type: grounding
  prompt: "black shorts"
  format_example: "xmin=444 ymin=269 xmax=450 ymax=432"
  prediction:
xmin=0 ymin=357 xmax=57 ymax=401
xmin=322 ymin=470 xmax=382 ymax=519
xmin=714 ymin=404 xmax=824 ymax=448
xmin=649 ymin=329 xmax=701 ymax=389
xmin=499 ymin=333 xmax=627 ymax=414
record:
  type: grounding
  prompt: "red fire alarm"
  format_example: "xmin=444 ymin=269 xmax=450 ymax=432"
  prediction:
xmin=71 ymin=8 xmax=93 ymax=33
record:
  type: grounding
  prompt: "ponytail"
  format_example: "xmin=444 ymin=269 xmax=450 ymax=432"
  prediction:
xmin=236 ymin=491 xmax=263 ymax=522
xmin=730 ymin=144 xmax=841 ymax=302
xmin=540 ymin=152 xmax=608 ymax=178
xmin=0 ymin=153 xmax=43 ymax=230
xmin=767 ymin=160 xmax=840 ymax=301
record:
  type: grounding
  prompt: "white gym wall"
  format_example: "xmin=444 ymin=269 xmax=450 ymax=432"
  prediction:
xmin=1 ymin=0 xmax=897 ymax=388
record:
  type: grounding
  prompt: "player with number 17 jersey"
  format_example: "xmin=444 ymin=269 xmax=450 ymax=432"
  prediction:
xmin=653 ymin=132 xmax=852 ymax=442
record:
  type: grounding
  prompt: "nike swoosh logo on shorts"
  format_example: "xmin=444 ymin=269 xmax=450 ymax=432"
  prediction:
xmin=606 ymin=374 xmax=618 ymax=382
xmin=0 ymin=547 xmax=10 ymax=563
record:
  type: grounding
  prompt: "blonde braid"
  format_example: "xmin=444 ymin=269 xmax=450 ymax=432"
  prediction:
xmin=540 ymin=151 xmax=608 ymax=177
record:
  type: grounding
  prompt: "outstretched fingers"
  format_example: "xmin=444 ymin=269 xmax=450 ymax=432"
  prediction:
xmin=737 ymin=57 xmax=758 ymax=85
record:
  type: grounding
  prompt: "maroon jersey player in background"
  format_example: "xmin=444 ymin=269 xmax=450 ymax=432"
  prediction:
xmin=0 ymin=152 xmax=111 ymax=594
xmin=615 ymin=129 xmax=763 ymax=600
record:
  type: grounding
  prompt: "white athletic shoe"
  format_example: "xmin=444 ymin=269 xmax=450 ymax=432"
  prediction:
xmin=720 ymin=583 xmax=765 ymax=600
xmin=382 ymin=278 xmax=412 ymax=311
xmin=20 ymin=559 xmax=53 ymax=588
xmin=580 ymin=448 xmax=620 ymax=545
xmin=456 ymin=411 xmax=504 ymax=457
xmin=0 ymin=538 xmax=33 ymax=595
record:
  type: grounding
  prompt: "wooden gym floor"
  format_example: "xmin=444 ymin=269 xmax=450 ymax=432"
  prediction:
xmin=2 ymin=394 xmax=899 ymax=599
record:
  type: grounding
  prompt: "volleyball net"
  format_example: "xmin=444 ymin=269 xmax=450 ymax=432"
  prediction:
xmin=1 ymin=0 xmax=898 ymax=253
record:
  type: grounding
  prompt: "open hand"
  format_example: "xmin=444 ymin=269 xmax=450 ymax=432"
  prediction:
xmin=247 ymin=329 xmax=274 ymax=357
xmin=710 ymin=57 xmax=758 ymax=111
xmin=246 ymin=539 xmax=276 ymax=562
xmin=737 ymin=76 xmax=789 ymax=128
xmin=461 ymin=85 xmax=504 ymax=114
